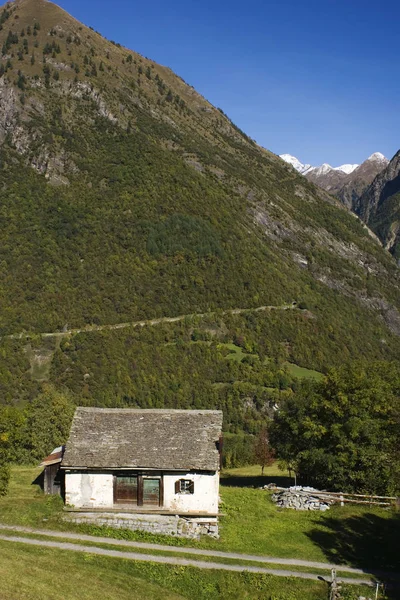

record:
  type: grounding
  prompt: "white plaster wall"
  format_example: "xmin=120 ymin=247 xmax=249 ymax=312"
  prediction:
xmin=65 ymin=473 xmax=114 ymax=508
xmin=65 ymin=471 xmax=219 ymax=513
xmin=163 ymin=472 xmax=219 ymax=514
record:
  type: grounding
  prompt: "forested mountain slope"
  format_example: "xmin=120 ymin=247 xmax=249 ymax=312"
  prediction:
xmin=0 ymin=0 xmax=399 ymax=381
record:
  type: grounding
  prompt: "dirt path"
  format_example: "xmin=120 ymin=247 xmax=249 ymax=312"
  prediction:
xmin=0 ymin=533 xmax=373 ymax=586
xmin=0 ymin=524 xmax=382 ymax=586
xmin=5 ymin=302 xmax=298 ymax=340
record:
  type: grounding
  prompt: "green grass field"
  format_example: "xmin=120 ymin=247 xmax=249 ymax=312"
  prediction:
xmin=284 ymin=362 xmax=324 ymax=380
xmin=0 ymin=539 xmax=341 ymax=600
xmin=0 ymin=465 xmax=397 ymax=599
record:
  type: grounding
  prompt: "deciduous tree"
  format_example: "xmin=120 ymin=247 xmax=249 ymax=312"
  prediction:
xmin=254 ymin=425 xmax=274 ymax=475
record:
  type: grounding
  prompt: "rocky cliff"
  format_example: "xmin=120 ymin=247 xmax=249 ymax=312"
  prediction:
xmin=356 ymin=151 xmax=400 ymax=260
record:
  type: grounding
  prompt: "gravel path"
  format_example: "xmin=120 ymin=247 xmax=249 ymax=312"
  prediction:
xmin=0 ymin=524 xmax=381 ymax=586
xmin=4 ymin=302 xmax=297 ymax=340
xmin=0 ymin=524 xmax=365 ymax=573
xmin=0 ymin=533 xmax=373 ymax=586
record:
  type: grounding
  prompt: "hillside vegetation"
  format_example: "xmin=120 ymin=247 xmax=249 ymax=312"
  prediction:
xmin=0 ymin=0 xmax=399 ymax=484
xmin=0 ymin=0 xmax=398 ymax=355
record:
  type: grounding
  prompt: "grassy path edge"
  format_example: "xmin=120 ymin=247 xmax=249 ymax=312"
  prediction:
xmin=0 ymin=523 xmax=370 ymax=573
xmin=0 ymin=534 xmax=375 ymax=587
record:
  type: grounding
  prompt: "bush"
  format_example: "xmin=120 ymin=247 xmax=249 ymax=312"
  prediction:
xmin=0 ymin=462 xmax=10 ymax=496
xmin=222 ymin=433 xmax=255 ymax=468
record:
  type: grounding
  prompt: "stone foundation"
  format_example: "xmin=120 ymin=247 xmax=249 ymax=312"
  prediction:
xmin=64 ymin=511 xmax=219 ymax=539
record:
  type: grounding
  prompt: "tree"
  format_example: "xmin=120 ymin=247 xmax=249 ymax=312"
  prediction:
xmin=0 ymin=406 xmax=26 ymax=496
xmin=271 ymin=362 xmax=400 ymax=494
xmin=23 ymin=386 xmax=75 ymax=462
xmin=254 ymin=426 xmax=274 ymax=475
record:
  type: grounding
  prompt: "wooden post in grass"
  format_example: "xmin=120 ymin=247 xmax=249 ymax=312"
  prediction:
xmin=375 ymin=582 xmax=380 ymax=600
xmin=329 ymin=569 xmax=338 ymax=600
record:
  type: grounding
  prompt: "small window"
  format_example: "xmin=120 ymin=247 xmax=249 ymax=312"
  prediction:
xmin=175 ymin=479 xmax=194 ymax=494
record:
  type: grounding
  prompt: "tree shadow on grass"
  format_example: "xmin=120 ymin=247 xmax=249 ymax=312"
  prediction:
xmin=307 ymin=511 xmax=400 ymax=597
xmin=32 ymin=470 xmax=44 ymax=492
xmin=220 ymin=473 xmax=292 ymax=488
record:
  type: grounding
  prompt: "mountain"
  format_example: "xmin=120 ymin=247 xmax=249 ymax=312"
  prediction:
xmin=334 ymin=153 xmax=389 ymax=209
xmin=279 ymin=154 xmax=314 ymax=175
xmin=280 ymin=154 xmax=359 ymax=177
xmin=356 ymin=151 xmax=400 ymax=261
xmin=305 ymin=163 xmax=349 ymax=193
xmin=0 ymin=0 xmax=400 ymax=390
xmin=280 ymin=152 xmax=389 ymax=206
xmin=279 ymin=154 xmax=359 ymax=177
xmin=281 ymin=152 xmax=393 ymax=250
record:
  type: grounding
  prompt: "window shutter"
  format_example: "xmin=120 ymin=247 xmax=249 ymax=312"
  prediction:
xmin=175 ymin=480 xmax=180 ymax=494
xmin=189 ymin=480 xmax=195 ymax=494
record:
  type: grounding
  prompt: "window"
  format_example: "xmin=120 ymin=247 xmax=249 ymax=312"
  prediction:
xmin=175 ymin=479 xmax=194 ymax=494
xmin=114 ymin=474 xmax=162 ymax=506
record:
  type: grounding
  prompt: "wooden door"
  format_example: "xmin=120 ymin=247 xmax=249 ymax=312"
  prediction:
xmin=142 ymin=478 xmax=161 ymax=506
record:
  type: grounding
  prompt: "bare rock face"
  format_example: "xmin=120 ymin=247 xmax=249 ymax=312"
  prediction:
xmin=336 ymin=153 xmax=390 ymax=210
xmin=0 ymin=76 xmax=18 ymax=143
xmin=306 ymin=164 xmax=347 ymax=193
xmin=355 ymin=151 xmax=400 ymax=221
xmin=355 ymin=151 xmax=400 ymax=259
xmin=306 ymin=153 xmax=389 ymax=210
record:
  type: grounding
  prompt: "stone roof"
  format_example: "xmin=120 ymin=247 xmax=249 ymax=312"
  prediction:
xmin=62 ymin=408 xmax=223 ymax=471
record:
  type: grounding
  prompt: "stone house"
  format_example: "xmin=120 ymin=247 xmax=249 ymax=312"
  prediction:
xmin=60 ymin=407 xmax=223 ymax=537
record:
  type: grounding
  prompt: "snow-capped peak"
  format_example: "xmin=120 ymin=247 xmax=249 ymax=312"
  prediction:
xmin=280 ymin=151 xmax=387 ymax=178
xmin=313 ymin=163 xmax=333 ymax=175
xmin=367 ymin=152 xmax=388 ymax=163
xmin=334 ymin=163 xmax=359 ymax=174
xmin=279 ymin=154 xmax=312 ymax=174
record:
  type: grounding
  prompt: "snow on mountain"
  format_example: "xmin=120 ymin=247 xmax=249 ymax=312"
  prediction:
xmin=279 ymin=154 xmax=313 ymax=174
xmin=367 ymin=152 xmax=388 ymax=163
xmin=280 ymin=154 xmax=358 ymax=176
xmin=280 ymin=152 xmax=388 ymax=181
xmin=312 ymin=163 xmax=333 ymax=176
xmin=335 ymin=164 xmax=359 ymax=174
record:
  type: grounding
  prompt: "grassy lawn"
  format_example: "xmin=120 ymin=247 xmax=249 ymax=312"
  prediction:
xmin=222 ymin=343 xmax=256 ymax=362
xmin=1 ymin=466 xmax=399 ymax=578
xmin=285 ymin=362 xmax=324 ymax=381
xmin=0 ymin=539 xmax=184 ymax=600
xmin=0 ymin=538 xmax=347 ymax=600
xmin=222 ymin=344 xmax=325 ymax=382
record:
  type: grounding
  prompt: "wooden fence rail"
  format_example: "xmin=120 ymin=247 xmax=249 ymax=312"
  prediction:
xmin=317 ymin=491 xmax=397 ymax=500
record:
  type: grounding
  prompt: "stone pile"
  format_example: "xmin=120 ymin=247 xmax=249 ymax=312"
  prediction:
xmin=271 ymin=486 xmax=335 ymax=511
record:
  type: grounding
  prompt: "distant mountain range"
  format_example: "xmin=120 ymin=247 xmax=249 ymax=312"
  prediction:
xmin=280 ymin=151 xmax=400 ymax=261
xmin=280 ymin=154 xmax=360 ymax=177
xmin=280 ymin=152 xmax=389 ymax=207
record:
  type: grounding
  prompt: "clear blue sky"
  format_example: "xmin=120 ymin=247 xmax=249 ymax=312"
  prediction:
xmin=55 ymin=0 xmax=400 ymax=166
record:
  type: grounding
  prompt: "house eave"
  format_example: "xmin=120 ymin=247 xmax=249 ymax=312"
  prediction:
xmin=61 ymin=466 xmax=218 ymax=473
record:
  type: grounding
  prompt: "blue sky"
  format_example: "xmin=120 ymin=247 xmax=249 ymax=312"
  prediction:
xmin=56 ymin=0 xmax=399 ymax=166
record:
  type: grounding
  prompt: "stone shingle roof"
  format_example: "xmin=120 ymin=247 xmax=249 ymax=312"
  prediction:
xmin=62 ymin=408 xmax=223 ymax=471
